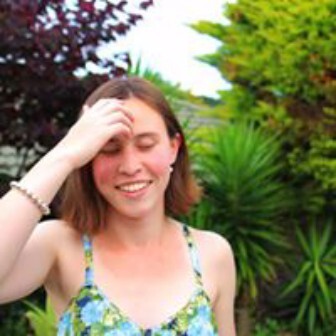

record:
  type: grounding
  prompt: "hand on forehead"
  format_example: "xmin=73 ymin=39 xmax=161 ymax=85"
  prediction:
xmin=84 ymin=98 xmax=134 ymax=119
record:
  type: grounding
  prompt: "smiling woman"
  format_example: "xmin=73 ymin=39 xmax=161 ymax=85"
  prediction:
xmin=0 ymin=77 xmax=236 ymax=336
xmin=60 ymin=78 xmax=200 ymax=234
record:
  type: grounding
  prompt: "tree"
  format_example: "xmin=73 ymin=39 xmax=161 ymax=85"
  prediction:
xmin=190 ymin=123 xmax=290 ymax=336
xmin=0 ymin=0 xmax=153 ymax=177
xmin=192 ymin=0 xmax=336 ymax=198
xmin=192 ymin=0 xmax=336 ymax=334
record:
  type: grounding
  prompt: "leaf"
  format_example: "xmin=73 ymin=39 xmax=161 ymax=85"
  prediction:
xmin=314 ymin=263 xmax=332 ymax=315
xmin=322 ymin=264 xmax=336 ymax=279
xmin=317 ymin=220 xmax=332 ymax=258
xmin=280 ymin=261 xmax=311 ymax=298
xmin=190 ymin=21 xmax=225 ymax=41
xmin=296 ymin=225 xmax=311 ymax=258
xmin=308 ymin=304 xmax=316 ymax=336
xmin=79 ymin=1 xmax=94 ymax=12
xmin=295 ymin=289 xmax=312 ymax=327
xmin=24 ymin=298 xmax=56 ymax=336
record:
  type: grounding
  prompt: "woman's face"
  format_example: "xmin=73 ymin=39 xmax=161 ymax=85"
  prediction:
xmin=91 ymin=97 xmax=180 ymax=219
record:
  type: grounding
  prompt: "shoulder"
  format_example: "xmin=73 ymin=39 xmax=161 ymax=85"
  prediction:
xmin=190 ymin=227 xmax=235 ymax=268
xmin=34 ymin=219 xmax=79 ymax=238
xmin=190 ymin=227 xmax=236 ymax=333
xmin=37 ymin=220 xmax=84 ymax=291
xmin=31 ymin=219 xmax=81 ymax=253
xmin=188 ymin=226 xmax=236 ymax=298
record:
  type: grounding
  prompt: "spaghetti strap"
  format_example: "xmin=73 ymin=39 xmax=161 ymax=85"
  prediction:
xmin=58 ymin=228 xmax=219 ymax=335
xmin=182 ymin=224 xmax=204 ymax=287
xmin=82 ymin=234 xmax=94 ymax=286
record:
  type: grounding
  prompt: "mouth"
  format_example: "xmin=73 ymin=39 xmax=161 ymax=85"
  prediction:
xmin=115 ymin=181 xmax=153 ymax=193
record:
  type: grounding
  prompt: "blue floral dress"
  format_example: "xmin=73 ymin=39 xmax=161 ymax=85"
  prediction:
xmin=57 ymin=224 xmax=219 ymax=335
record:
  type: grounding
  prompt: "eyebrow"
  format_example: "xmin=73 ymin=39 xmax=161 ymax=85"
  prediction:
xmin=107 ymin=132 xmax=159 ymax=145
xmin=133 ymin=132 xmax=159 ymax=140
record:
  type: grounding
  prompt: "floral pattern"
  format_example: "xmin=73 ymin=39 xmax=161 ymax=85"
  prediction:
xmin=57 ymin=225 xmax=218 ymax=335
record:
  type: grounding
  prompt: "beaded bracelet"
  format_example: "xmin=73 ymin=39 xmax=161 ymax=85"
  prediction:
xmin=9 ymin=181 xmax=50 ymax=216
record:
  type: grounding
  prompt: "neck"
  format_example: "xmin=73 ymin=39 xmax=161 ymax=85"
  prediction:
xmin=102 ymin=207 xmax=173 ymax=249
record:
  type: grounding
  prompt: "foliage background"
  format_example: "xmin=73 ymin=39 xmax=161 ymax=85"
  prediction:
xmin=191 ymin=0 xmax=336 ymax=335
xmin=1 ymin=0 xmax=336 ymax=335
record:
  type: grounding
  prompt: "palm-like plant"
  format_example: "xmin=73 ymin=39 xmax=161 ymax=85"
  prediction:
xmin=193 ymin=122 xmax=291 ymax=335
xmin=280 ymin=219 xmax=336 ymax=335
xmin=25 ymin=297 xmax=56 ymax=336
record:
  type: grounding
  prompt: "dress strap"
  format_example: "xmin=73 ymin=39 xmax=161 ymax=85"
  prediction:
xmin=182 ymin=224 xmax=204 ymax=287
xmin=82 ymin=234 xmax=94 ymax=286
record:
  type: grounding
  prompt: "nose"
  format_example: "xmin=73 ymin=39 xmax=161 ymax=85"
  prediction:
xmin=118 ymin=147 xmax=142 ymax=176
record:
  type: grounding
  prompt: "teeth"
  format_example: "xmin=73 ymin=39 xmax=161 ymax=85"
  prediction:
xmin=118 ymin=182 xmax=150 ymax=192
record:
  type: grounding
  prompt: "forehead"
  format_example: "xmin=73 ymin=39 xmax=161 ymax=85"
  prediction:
xmin=123 ymin=97 xmax=167 ymax=131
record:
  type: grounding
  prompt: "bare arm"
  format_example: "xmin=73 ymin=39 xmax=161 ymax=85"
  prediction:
xmin=0 ymin=148 xmax=73 ymax=286
xmin=0 ymin=99 xmax=134 ymax=302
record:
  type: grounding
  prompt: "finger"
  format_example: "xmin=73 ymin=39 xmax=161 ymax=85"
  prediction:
xmin=88 ymin=98 xmax=134 ymax=122
xmin=99 ymin=101 xmax=134 ymax=122
xmin=83 ymin=99 xmax=112 ymax=116
xmin=103 ymin=112 xmax=134 ymax=130
xmin=104 ymin=123 xmax=133 ymax=143
xmin=90 ymin=98 xmax=123 ymax=112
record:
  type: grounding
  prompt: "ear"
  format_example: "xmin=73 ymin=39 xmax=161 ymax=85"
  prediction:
xmin=169 ymin=133 xmax=182 ymax=164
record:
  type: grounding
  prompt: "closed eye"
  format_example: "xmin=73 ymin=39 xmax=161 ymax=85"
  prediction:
xmin=136 ymin=135 xmax=157 ymax=150
xmin=101 ymin=142 xmax=122 ymax=154
xmin=137 ymin=142 xmax=155 ymax=151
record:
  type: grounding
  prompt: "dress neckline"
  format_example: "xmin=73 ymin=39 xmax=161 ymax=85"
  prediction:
xmin=91 ymin=282 xmax=210 ymax=332
xmin=58 ymin=223 xmax=210 ymax=332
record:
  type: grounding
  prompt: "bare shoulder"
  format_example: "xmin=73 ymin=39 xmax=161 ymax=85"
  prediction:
xmin=188 ymin=227 xmax=237 ymax=335
xmin=31 ymin=219 xmax=81 ymax=259
xmin=34 ymin=218 xmax=79 ymax=242
xmin=187 ymin=226 xmax=236 ymax=298
xmin=190 ymin=227 xmax=236 ymax=290
xmin=36 ymin=219 xmax=83 ymax=289
xmin=190 ymin=227 xmax=234 ymax=265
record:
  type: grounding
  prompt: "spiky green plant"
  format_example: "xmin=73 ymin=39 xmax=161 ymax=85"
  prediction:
xmin=25 ymin=297 xmax=56 ymax=336
xmin=194 ymin=122 xmax=290 ymax=335
xmin=280 ymin=219 xmax=336 ymax=335
xmin=200 ymin=123 xmax=289 ymax=296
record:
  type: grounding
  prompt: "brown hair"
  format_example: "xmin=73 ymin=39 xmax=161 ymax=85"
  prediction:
xmin=59 ymin=77 xmax=201 ymax=234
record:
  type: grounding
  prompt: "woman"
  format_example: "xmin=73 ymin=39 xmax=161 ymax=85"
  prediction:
xmin=0 ymin=77 xmax=236 ymax=335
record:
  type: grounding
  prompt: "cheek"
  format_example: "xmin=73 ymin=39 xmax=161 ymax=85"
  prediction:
xmin=146 ymin=147 xmax=172 ymax=175
xmin=92 ymin=157 xmax=116 ymax=185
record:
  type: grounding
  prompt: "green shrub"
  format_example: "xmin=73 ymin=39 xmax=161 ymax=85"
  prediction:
xmin=253 ymin=318 xmax=287 ymax=336
xmin=25 ymin=297 xmax=57 ymax=336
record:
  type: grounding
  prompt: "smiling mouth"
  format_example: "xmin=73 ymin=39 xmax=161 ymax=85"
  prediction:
xmin=116 ymin=181 xmax=152 ymax=193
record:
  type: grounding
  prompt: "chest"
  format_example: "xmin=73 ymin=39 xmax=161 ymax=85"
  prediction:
xmin=94 ymin=242 xmax=196 ymax=307
xmin=54 ymin=238 xmax=209 ymax=328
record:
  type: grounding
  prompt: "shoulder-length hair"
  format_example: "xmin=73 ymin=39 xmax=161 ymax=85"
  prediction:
xmin=59 ymin=77 xmax=201 ymax=234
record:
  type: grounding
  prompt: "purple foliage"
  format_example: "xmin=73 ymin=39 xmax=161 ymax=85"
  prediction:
xmin=0 ymin=0 xmax=153 ymax=154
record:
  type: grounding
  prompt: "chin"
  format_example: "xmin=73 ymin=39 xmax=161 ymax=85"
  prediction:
xmin=109 ymin=202 xmax=160 ymax=220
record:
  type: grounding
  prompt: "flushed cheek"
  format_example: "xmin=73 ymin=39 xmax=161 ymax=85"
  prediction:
xmin=145 ymin=149 xmax=172 ymax=176
xmin=91 ymin=157 xmax=117 ymax=186
xmin=91 ymin=148 xmax=173 ymax=185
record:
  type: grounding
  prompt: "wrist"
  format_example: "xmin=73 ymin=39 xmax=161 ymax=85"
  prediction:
xmin=45 ymin=146 xmax=78 ymax=174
